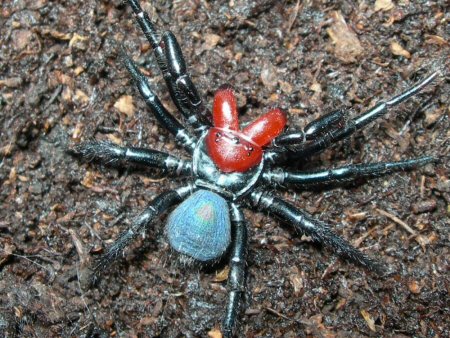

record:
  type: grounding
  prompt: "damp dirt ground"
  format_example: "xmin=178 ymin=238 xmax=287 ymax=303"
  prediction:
xmin=1 ymin=1 xmax=449 ymax=337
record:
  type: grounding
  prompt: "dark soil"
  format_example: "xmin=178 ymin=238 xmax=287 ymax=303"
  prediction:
xmin=1 ymin=1 xmax=449 ymax=337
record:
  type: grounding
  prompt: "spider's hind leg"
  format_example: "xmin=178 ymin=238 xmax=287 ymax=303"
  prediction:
xmin=222 ymin=204 xmax=248 ymax=338
xmin=92 ymin=185 xmax=194 ymax=280
xmin=248 ymin=189 xmax=384 ymax=272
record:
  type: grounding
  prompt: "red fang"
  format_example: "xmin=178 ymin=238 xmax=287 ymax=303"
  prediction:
xmin=206 ymin=85 xmax=287 ymax=173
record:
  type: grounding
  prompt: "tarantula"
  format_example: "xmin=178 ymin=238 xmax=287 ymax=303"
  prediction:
xmin=73 ymin=0 xmax=438 ymax=336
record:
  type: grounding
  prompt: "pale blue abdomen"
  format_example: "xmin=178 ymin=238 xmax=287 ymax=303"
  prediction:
xmin=166 ymin=189 xmax=231 ymax=262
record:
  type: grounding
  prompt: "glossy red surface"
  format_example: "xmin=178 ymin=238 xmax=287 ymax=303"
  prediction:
xmin=206 ymin=86 xmax=287 ymax=173
xmin=242 ymin=108 xmax=287 ymax=147
xmin=206 ymin=128 xmax=263 ymax=173
xmin=212 ymin=85 xmax=239 ymax=131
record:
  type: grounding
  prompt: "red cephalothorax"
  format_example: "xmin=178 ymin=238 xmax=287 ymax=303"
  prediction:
xmin=206 ymin=85 xmax=287 ymax=173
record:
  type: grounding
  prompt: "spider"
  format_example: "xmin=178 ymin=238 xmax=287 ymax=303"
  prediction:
xmin=73 ymin=0 xmax=438 ymax=336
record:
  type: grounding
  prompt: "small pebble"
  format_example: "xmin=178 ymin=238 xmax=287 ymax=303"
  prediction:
xmin=29 ymin=182 xmax=43 ymax=195
xmin=411 ymin=199 xmax=437 ymax=214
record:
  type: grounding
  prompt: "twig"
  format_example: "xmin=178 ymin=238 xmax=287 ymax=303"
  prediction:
xmin=68 ymin=228 xmax=90 ymax=266
xmin=375 ymin=208 xmax=417 ymax=235
xmin=352 ymin=226 xmax=378 ymax=248
xmin=287 ymin=0 xmax=302 ymax=32
xmin=265 ymin=307 xmax=293 ymax=321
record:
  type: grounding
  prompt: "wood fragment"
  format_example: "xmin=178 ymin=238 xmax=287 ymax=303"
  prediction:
xmin=265 ymin=307 xmax=292 ymax=321
xmin=207 ymin=328 xmax=222 ymax=338
xmin=360 ymin=309 xmax=376 ymax=332
xmin=420 ymin=175 xmax=426 ymax=198
xmin=374 ymin=0 xmax=395 ymax=12
xmin=408 ymin=280 xmax=422 ymax=294
xmin=287 ymin=0 xmax=302 ymax=32
xmin=213 ymin=266 xmax=229 ymax=282
xmin=425 ymin=34 xmax=448 ymax=46
xmin=327 ymin=11 xmax=364 ymax=63
xmin=376 ymin=208 xmax=417 ymax=235
xmin=68 ymin=228 xmax=89 ymax=267
xmin=353 ymin=226 xmax=378 ymax=247
xmin=202 ymin=34 xmax=221 ymax=51
xmin=390 ymin=40 xmax=411 ymax=58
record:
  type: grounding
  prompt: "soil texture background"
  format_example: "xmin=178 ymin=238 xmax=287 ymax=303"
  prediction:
xmin=1 ymin=0 xmax=449 ymax=337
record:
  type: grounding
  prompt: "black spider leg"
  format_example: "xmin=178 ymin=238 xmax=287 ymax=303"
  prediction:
xmin=262 ymin=156 xmax=434 ymax=186
xmin=266 ymin=71 xmax=438 ymax=163
xmin=126 ymin=0 xmax=209 ymax=133
xmin=223 ymin=204 xmax=248 ymax=338
xmin=72 ymin=140 xmax=192 ymax=176
xmin=273 ymin=110 xmax=345 ymax=147
xmin=247 ymin=188 xmax=383 ymax=272
xmin=123 ymin=53 xmax=197 ymax=153
xmin=93 ymin=185 xmax=196 ymax=276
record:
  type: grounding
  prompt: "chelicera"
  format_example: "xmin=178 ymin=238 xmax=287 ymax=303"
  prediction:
xmin=73 ymin=0 xmax=438 ymax=336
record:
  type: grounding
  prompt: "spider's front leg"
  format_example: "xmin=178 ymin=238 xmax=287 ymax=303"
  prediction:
xmin=222 ymin=204 xmax=248 ymax=338
xmin=247 ymin=188 xmax=383 ymax=272
xmin=272 ymin=109 xmax=346 ymax=147
xmin=126 ymin=0 xmax=209 ymax=132
xmin=123 ymin=54 xmax=197 ymax=153
xmin=266 ymin=71 xmax=439 ymax=163
xmin=71 ymin=140 xmax=192 ymax=176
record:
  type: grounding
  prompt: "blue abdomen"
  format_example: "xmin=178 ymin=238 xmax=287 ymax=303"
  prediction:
xmin=167 ymin=189 xmax=231 ymax=262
